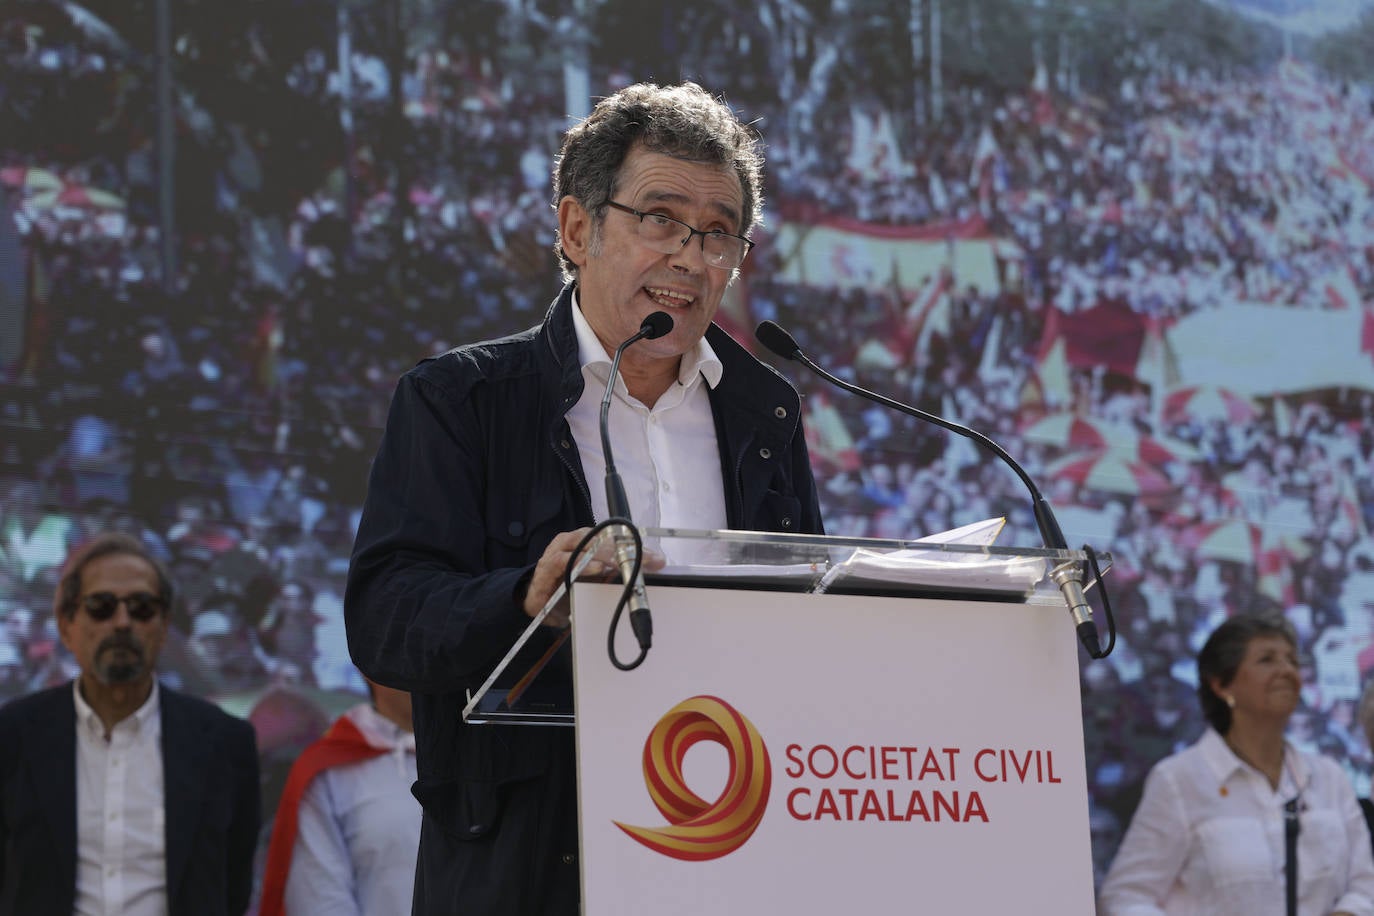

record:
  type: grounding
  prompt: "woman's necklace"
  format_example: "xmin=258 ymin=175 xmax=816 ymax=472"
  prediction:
xmin=1224 ymin=735 xmax=1286 ymax=790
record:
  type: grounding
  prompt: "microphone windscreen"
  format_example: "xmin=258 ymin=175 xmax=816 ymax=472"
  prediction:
xmin=640 ymin=311 xmax=674 ymax=340
xmin=754 ymin=320 xmax=801 ymax=360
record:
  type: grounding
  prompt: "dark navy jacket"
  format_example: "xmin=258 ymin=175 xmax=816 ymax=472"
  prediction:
xmin=346 ymin=284 xmax=823 ymax=915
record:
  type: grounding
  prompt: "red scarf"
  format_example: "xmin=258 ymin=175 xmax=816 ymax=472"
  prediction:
xmin=258 ymin=713 xmax=390 ymax=916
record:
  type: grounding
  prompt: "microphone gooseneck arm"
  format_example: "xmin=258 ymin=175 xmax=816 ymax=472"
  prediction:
xmin=755 ymin=320 xmax=1109 ymax=659
xmin=600 ymin=310 xmax=674 ymax=493
xmin=596 ymin=311 xmax=674 ymax=668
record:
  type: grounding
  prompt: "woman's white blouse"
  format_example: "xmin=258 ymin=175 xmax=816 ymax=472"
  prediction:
xmin=1100 ymin=729 xmax=1374 ymax=916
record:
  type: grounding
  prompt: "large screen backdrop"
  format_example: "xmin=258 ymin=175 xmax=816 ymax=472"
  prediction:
xmin=3 ymin=0 xmax=1374 ymax=893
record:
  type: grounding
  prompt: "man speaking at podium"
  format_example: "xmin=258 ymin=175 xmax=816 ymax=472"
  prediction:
xmin=345 ymin=81 xmax=824 ymax=915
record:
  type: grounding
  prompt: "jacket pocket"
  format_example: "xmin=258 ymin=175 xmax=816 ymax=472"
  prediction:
xmin=414 ymin=722 xmax=565 ymax=842
xmin=484 ymin=464 xmax=571 ymax=567
xmin=757 ymin=488 xmax=802 ymax=532
xmin=412 ymin=777 xmax=509 ymax=842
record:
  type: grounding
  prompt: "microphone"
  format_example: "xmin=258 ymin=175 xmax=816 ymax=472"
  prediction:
xmin=755 ymin=320 xmax=1106 ymax=659
xmin=600 ymin=311 xmax=675 ymax=653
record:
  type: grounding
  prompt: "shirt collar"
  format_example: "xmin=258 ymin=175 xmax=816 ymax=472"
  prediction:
xmin=1199 ymin=727 xmax=1244 ymax=783
xmin=570 ymin=289 xmax=723 ymax=391
xmin=346 ymin=702 xmax=416 ymax=754
xmin=1199 ymin=726 xmax=1308 ymax=791
xmin=72 ymin=676 xmax=160 ymax=738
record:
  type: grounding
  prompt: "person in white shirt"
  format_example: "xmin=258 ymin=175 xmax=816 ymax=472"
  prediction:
xmin=259 ymin=677 xmax=421 ymax=916
xmin=1100 ymin=612 xmax=1374 ymax=916
xmin=0 ymin=532 xmax=260 ymax=916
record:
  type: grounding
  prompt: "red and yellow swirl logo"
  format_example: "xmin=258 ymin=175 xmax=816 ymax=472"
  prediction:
xmin=614 ymin=695 xmax=771 ymax=861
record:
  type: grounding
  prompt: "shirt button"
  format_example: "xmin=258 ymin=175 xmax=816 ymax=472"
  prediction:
xmin=774 ymin=406 xmax=787 ymax=419
xmin=758 ymin=447 xmax=771 ymax=459
xmin=662 ymin=481 xmax=671 ymax=492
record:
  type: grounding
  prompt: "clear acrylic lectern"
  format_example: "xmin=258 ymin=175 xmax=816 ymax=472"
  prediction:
xmin=461 ymin=526 xmax=1108 ymax=726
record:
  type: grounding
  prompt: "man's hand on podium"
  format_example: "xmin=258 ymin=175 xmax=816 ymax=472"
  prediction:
xmin=520 ymin=526 xmax=666 ymax=629
xmin=523 ymin=528 xmax=601 ymax=628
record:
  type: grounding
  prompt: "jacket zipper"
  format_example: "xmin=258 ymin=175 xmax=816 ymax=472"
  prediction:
xmin=552 ymin=420 xmax=595 ymax=524
xmin=727 ymin=428 xmax=753 ymax=528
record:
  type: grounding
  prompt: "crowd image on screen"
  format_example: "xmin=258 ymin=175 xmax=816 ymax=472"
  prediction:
xmin=4 ymin=0 xmax=1374 ymax=886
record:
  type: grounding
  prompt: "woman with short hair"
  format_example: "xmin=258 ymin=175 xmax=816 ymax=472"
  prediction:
xmin=1100 ymin=612 xmax=1374 ymax=915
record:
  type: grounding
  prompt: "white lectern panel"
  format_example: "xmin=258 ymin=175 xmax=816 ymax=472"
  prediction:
xmin=572 ymin=582 xmax=1095 ymax=914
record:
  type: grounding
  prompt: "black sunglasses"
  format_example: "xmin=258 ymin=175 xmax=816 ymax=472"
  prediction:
xmin=80 ymin=591 xmax=165 ymax=622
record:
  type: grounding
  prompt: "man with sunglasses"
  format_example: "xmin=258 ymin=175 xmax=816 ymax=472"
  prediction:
xmin=346 ymin=81 xmax=824 ymax=915
xmin=0 ymin=533 xmax=260 ymax=915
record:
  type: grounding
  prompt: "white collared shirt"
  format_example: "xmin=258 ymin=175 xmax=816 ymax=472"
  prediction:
xmin=1100 ymin=728 xmax=1374 ymax=916
xmin=72 ymin=678 xmax=168 ymax=916
xmin=565 ymin=293 xmax=728 ymax=533
xmin=284 ymin=704 xmax=421 ymax=916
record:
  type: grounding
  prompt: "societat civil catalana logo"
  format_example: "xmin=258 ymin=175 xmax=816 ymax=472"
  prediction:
xmin=614 ymin=695 xmax=771 ymax=861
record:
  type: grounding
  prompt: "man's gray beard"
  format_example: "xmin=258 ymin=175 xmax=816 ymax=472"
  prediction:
xmin=95 ymin=640 xmax=146 ymax=685
xmin=99 ymin=658 xmax=146 ymax=684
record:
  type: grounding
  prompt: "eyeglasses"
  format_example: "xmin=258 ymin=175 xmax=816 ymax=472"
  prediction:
xmin=80 ymin=592 xmax=165 ymax=622
xmin=601 ymin=200 xmax=754 ymax=271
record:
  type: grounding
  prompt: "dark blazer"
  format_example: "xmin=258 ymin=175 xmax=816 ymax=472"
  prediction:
xmin=0 ymin=681 xmax=261 ymax=916
xmin=347 ymin=284 xmax=824 ymax=914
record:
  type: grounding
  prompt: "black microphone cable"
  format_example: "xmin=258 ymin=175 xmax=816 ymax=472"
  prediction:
xmin=564 ymin=518 xmax=648 ymax=671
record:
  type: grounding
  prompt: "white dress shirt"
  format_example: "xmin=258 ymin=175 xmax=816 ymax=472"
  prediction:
xmin=283 ymin=704 xmax=421 ymax=916
xmin=1100 ymin=728 xmax=1374 ymax=916
xmin=72 ymin=679 xmax=168 ymax=916
xmin=565 ymin=294 xmax=729 ymax=535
